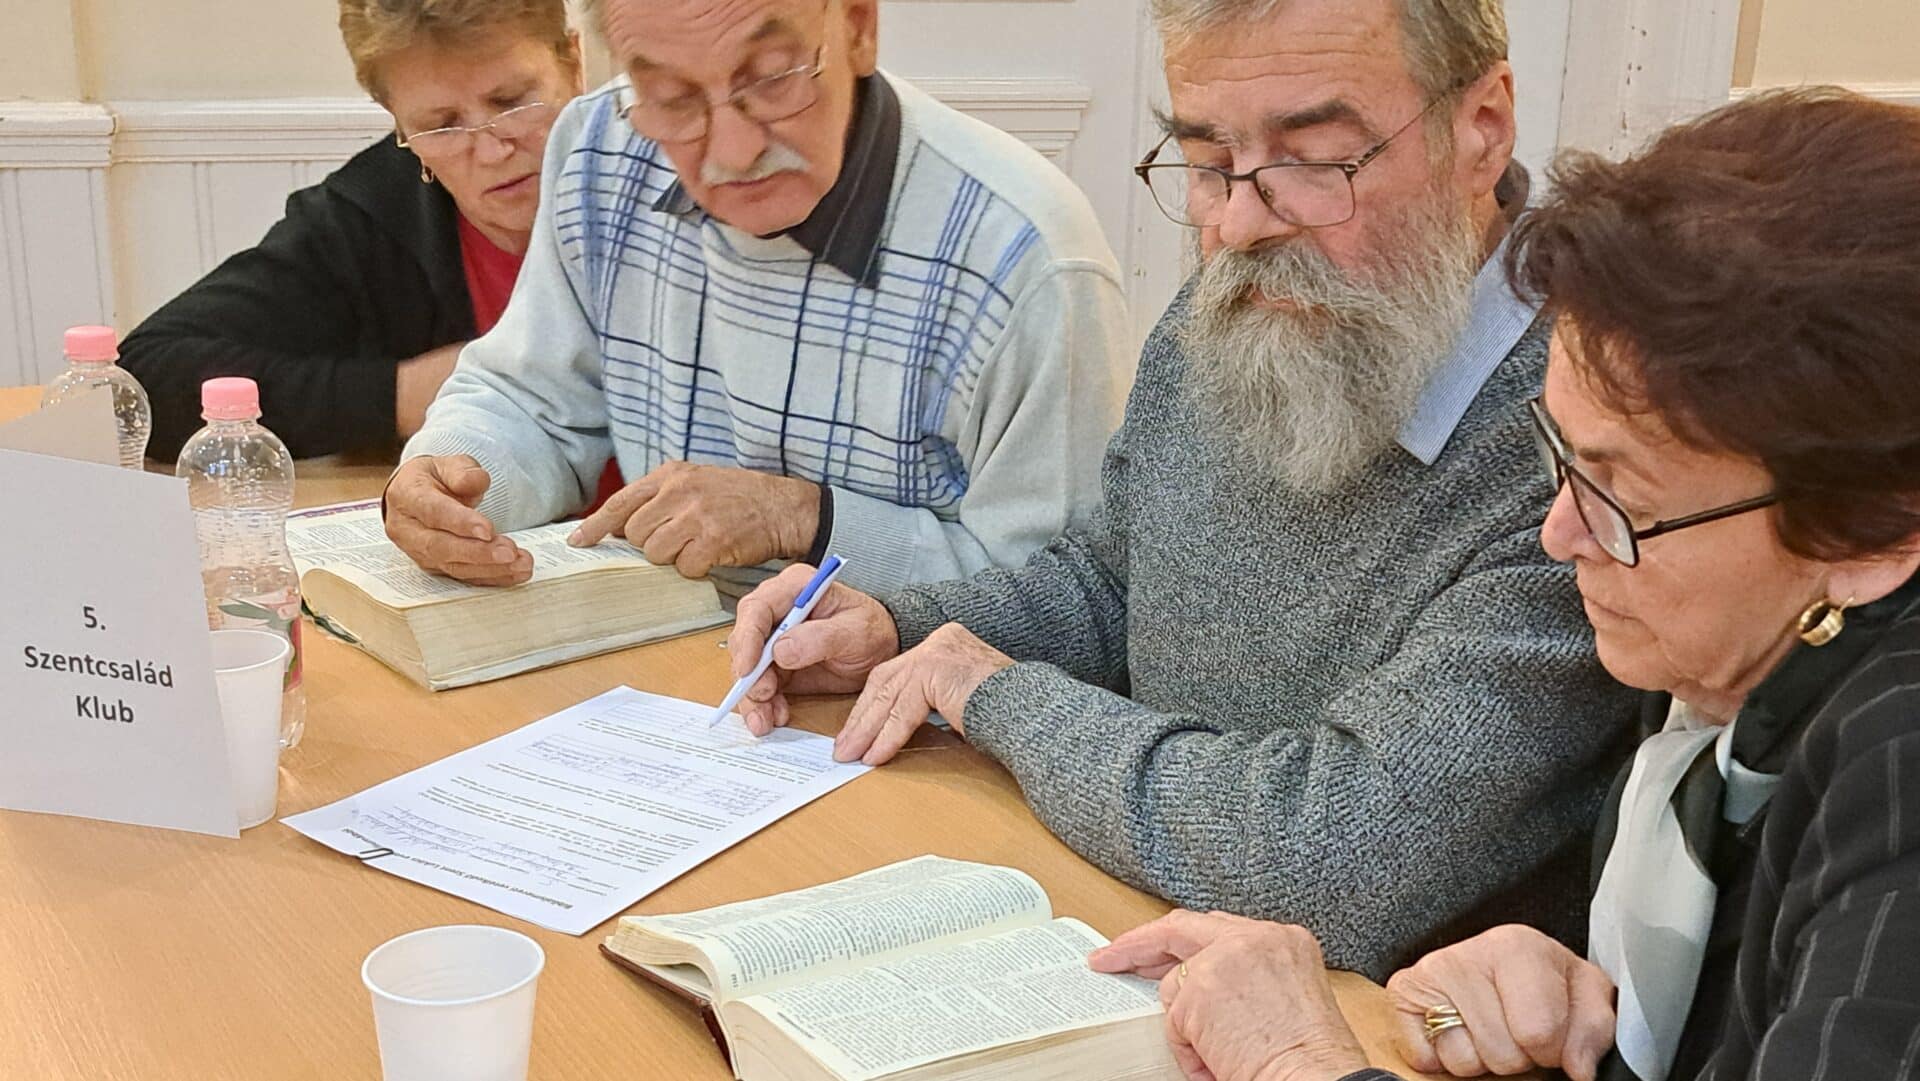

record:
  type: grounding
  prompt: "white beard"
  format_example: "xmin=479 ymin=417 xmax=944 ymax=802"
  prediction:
xmin=1179 ymin=196 xmax=1483 ymax=493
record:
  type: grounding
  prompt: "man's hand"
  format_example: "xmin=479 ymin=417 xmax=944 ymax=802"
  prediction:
xmin=1089 ymin=911 xmax=1372 ymax=1081
xmin=568 ymin=461 xmax=819 ymax=579
xmin=383 ymin=455 xmax=532 ymax=586
xmin=394 ymin=342 xmax=464 ymax=439
xmin=832 ymin=623 xmax=1012 ymax=765
xmin=726 ymin=565 xmax=902 ymax=736
xmin=1385 ymin=925 xmax=1616 ymax=1081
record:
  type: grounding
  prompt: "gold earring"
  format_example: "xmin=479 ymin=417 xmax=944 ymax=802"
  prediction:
xmin=1796 ymin=596 xmax=1855 ymax=647
xmin=420 ymin=164 xmax=435 ymax=185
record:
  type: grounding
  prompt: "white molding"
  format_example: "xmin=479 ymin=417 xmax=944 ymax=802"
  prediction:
xmin=1559 ymin=0 xmax=1744 ymax=158
xmin=1731 ymin=82 xmax=1920 ymax=109
xmin=0 ymin=103 xmax=116 ymax=169
xmin=913 ymin=77 xmax=1092 ymax=159
xmin=100 ymin=80 xmax=1090 ymax=165
xmin=110 ymin=98 xmax=392 ymax=164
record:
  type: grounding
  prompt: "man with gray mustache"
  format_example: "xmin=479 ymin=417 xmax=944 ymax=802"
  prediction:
xmin=385 ymin=0 xmax=1131 ymax=596
xmin=730 ymin=0 xmax=1637 ymax=978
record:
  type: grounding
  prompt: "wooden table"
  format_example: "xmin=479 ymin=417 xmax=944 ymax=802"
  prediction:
xmin=0 ymin=384 xmax=1447 ymax=1080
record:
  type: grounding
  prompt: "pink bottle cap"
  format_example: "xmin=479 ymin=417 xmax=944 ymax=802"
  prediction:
xmin=64 ymin=326 xmax=119 ymax=364
xmin=201 ymin=377 xmax=261 ymax=421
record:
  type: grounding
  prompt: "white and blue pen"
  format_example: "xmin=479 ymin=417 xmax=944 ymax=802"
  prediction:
xmin=709 ymin=555 xmax=847 ymax=728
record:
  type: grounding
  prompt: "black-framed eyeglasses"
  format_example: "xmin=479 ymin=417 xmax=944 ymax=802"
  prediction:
xmin=1134 ymin=89 xmax=1457 ymax=230
xmin=621 ymin=41 xmax=827 ymax=143
xmin=396 ymin=101 xmax=557 ymax=159
xmin=1527 ymin=397 xmax=1778 ymax=568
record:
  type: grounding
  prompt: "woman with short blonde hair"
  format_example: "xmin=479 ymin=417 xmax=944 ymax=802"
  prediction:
xmin=120 ymin=0 xmax=583 ymax=461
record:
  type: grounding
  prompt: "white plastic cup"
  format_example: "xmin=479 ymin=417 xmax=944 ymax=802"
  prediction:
xmin=209 ymin=628 xmax=289 ymax=829
xmin=362 ymin=925 xmax=545 ymax=1081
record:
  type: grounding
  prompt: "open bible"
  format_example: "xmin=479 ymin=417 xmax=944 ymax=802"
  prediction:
xmin=602 ymin=856 xmax=1182 ymax=1081
xmin=286 ymin=501 xmax=729 ymax=690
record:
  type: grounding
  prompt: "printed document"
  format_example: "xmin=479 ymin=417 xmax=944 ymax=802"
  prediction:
xmin=282 ymin=687 xmax=871 ymax=933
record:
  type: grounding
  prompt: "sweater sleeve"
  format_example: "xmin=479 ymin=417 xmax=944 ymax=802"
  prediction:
xmin=1742 ymin=733 xmax=1920 ymax=1080
xmin=949 ymin=524 xmax=1623 ymax=981
xmin=819 ymin=262 xmax=1130 ymax=595
xmin=400 ymin=104 xmax=611 ymax=530
xmin=117 ymin=185 xmax=404 ymax=461
xmin=881 ymin=346 xmax=1139 ymax=687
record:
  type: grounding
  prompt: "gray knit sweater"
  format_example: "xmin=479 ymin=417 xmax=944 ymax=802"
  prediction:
xmin=885 ymin=288 xmax=1639 ymax=979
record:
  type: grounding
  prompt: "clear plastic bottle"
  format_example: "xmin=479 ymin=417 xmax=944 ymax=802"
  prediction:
xmin=40 ymin=325 xmax=152 ymax=469
xmin=176 ymin=377 xmax=307 ymax=750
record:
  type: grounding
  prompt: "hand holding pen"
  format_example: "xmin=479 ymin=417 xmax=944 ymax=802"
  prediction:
xmin=721 ymin=560 xmax=903 ymax=736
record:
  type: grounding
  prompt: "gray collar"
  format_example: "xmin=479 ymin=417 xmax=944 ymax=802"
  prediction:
xmin=651 ymin=73 xmax=901 ymax=288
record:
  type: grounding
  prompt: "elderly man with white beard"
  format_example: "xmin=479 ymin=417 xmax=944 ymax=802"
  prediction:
xmin=727 ymin=0 xmax=1639 ymax=978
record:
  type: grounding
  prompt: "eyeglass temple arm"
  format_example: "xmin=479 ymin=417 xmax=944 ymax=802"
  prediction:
xmin=1635 ymin=495 xmax=1780 ymax=541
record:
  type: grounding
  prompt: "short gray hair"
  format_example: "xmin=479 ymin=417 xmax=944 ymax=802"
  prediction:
xmin=1150 ymin=0 xmax=1507 ymax=99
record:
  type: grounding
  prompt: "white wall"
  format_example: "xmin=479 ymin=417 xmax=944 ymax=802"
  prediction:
xmin=2 ymin=0 xmax=1588 ymax=386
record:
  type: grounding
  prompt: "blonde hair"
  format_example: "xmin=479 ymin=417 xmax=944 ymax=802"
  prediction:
xmin=338 ymin=0 xmax=577 ymax=100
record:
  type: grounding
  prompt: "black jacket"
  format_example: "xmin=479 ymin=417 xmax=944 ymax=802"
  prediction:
xmin=1641 ymin=572 xmax=1920 ymax=1080
xmin=1340 ymin=573 xmax=1920 ymax=1081
xmin=120 ymin=136 xmax=477 ymax=460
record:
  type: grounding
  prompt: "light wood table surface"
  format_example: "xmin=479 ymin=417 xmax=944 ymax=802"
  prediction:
xmin=0 ymin=384 xmax=1454 ymax=1080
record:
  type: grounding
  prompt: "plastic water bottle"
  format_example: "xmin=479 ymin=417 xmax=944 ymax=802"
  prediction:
xmin=176 ymin=377 xmax=307 ymax=750
xmin=41 ymin=326 xmax=151 ymax=469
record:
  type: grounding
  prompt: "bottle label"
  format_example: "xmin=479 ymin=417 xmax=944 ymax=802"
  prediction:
xmin=214 ymin=589 xmax=304 ymax=693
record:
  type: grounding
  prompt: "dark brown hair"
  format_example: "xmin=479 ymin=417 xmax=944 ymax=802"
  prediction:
xmin=1509 ymin=87 xmax=1920 ymax=563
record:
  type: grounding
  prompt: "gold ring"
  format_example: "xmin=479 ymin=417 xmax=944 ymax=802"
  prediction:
xmin=1177 ymin=962 xmax=1190 ymax=987
xmin=1423 ymin=1004 xmax=1466 ymax=1042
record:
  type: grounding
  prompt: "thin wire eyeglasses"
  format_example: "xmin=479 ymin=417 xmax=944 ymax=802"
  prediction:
xmin=1134 ymin=89 xmax=1457 ymax=230
xmin=1527 ymin=396 xmax=1778 ymax=568
xmin=620 ymin=42 xmax=827 ymax=143
xmin=396 ymin=101 xmax=557 ymax=159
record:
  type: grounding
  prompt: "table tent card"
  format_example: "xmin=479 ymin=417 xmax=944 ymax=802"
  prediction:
xmin=0 ymin=390 xmax=240 ymax=837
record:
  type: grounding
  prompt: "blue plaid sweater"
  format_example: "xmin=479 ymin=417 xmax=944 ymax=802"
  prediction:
xmin=405 ymin=74 xmax=1132 ymax=594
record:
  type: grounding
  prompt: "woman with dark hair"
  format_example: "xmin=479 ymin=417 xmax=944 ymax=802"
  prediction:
xmin=1089 ymin=87 xmax=1920 ymax=1081
xmin=121 ymin=0 xmax=583 ymax=461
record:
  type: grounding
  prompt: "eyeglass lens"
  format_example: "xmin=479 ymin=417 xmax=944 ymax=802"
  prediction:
xmin=627 ymin=64 xmax=819 ymax=142
xmin=409 ymin=104 xmax=551 ymax=157
xmin=1143 ymin=160 xmax=1357 ymax=229
xmin=1530 ymin=410 xmax=1638 ymax=566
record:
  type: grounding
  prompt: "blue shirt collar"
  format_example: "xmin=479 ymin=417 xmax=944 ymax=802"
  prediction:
xmin=1395 ymin=231 xmax=1542 ymax=466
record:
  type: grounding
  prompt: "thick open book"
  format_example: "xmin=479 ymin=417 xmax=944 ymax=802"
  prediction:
xmin=286 ymin=501 xmax=729 ymax=690
xmin=602 ymin=856 xmax=1182 ymax=1081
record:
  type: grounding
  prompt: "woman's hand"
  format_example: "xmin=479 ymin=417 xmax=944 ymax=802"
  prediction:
xmin=1384 ymin=925 xmax=1616 ymax=1081
xmin=1090 ymin=910 xmax=1371 ymax=1081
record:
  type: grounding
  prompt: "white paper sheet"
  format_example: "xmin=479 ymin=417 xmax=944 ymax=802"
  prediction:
xmin=282 ymin=687 xmax=871 ymax=933
xmin=0 ymin=393 xmax=241 ymax=838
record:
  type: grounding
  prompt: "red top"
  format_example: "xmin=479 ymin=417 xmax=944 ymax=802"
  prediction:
xmin=456 ymin=213 xmax=625 ymax=511
xmin=455 ymin=214 xmax=525 ymax=335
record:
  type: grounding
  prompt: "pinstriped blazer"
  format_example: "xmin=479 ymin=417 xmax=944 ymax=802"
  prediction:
xmin=1338 ymin=572 xmax=1920 ymax=1081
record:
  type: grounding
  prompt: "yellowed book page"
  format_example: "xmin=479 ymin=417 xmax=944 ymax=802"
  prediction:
xmin=619 ymin=856 xmax=1051 ymax=1000
xmin=287 ymin=500 xmax=652 ymax=610
xmin=732 ymin=918 xmax=1163 ymax=1081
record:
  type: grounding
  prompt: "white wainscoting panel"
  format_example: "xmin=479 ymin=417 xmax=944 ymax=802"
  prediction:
xmin=0 ymin=104 xmax=116 ymax=387
xmin=53 ymin=81 xmax=1088 ymax=360
xmin=107 ymin=99 xmax=395 ymax=332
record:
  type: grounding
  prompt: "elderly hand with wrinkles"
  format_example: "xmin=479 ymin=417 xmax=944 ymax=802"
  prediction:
xmin=1088 ymin=910 xmax=1371 ymax=1081
xmin=568 ymin=460 xmax=820 ymax=579
xmin=725 ymin=563 xmax=1014 ymax=763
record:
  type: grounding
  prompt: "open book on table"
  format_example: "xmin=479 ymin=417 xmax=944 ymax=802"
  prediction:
xmin=286 ymin=500 xmax=729 ymax=690
xmin=602 ymin=855 xmax=1182 ymax=1081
